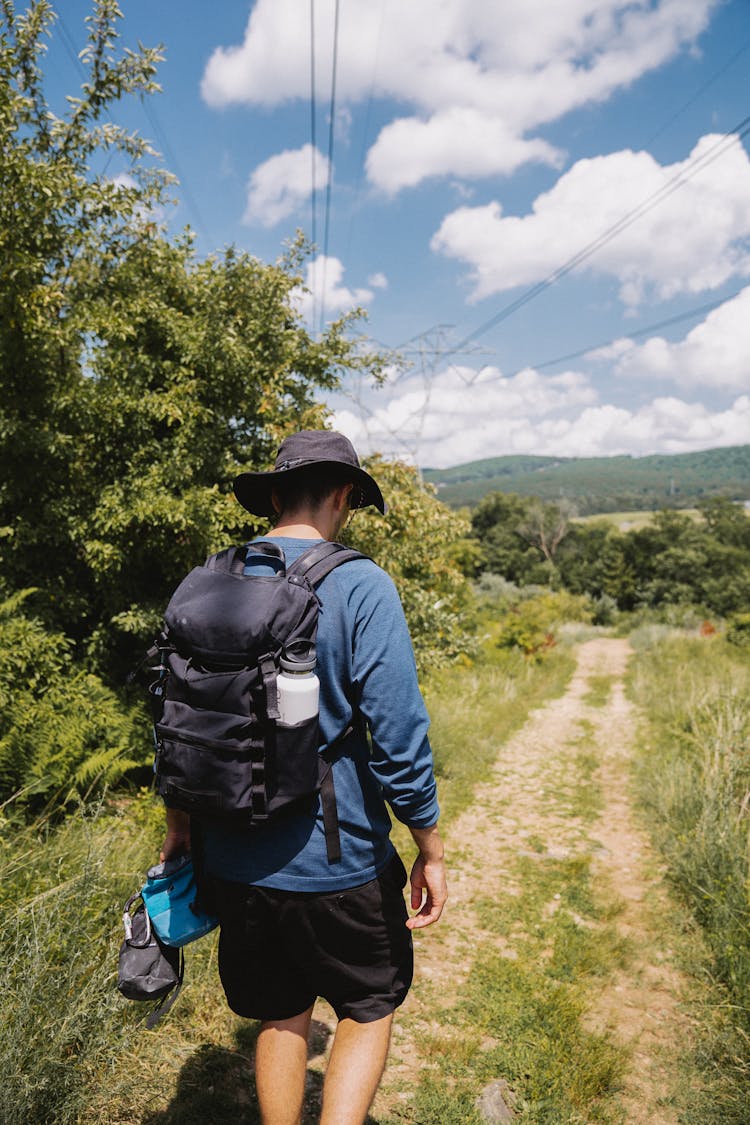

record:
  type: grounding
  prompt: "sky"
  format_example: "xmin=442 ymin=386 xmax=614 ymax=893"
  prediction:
xmin=41 ymin=0 xmax=750 ymax=469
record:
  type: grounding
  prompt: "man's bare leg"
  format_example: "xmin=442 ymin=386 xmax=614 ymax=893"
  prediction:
xmin=255 ymin=1005 xmax=314 ymax=1125
xmin=320 ymin=1012 xmax=394 ymax=1125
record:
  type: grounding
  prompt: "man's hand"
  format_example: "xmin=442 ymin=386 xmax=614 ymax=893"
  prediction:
xmin=406 ymin=824 xmax=447 ymax=930
xmin=160 ymin=807 xmax=191 ymax=863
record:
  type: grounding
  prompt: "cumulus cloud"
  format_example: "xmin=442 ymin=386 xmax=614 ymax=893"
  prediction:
xmin=589 ymin=287 xmax=750 ymax=391
xmin=202 ymin=0 xmax=715 ymax=192
xmin=333 ymin=364 xmax=598 ymax=467
xmin=243 ymin=144 xmax=330 ymax=228
xmin=368 ymin=272 xmax=388 ymax=290
xmin=332 ymin=361 xmax=750 ymax=467
xmin=365 ymin=108 xmax=562 ymax=194
xmin=291 ymin=255 xmax=374 ymax=324
xmin=431 ymin=135 xmax=750 ymax=304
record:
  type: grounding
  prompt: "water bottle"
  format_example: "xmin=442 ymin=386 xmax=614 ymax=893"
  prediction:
xmin=276 ymin=641 xmax=319 ymax=725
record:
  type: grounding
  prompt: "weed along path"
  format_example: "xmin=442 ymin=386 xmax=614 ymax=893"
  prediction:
xmin=370 ymin=637 xmax=693 ymax=1124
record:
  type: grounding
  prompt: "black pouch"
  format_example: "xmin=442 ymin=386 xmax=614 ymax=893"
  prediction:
xmin=118 ymin=893 xmax=184 ymax=1029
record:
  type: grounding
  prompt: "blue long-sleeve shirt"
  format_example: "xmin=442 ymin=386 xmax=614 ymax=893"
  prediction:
xmin=200 ymin=537 xmax=440 ymax=891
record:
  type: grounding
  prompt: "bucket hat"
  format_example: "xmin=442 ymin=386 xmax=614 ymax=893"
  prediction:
xmin=233 ymin=430 xmax=386 ymax=517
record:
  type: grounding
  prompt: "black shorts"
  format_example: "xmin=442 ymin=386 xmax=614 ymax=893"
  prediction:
xmin=212 ymin=854 xmax=413 ymax=1024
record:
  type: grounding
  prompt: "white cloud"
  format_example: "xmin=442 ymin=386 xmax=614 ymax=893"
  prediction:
xmin=532 ymin=396 xmax=750 ymax=459
xmin=110 ymin=172 xmax=138 ymax=191
xmin=332 ymin=361 xmax=750 ymax=468
xmin=291 ymin=255 xmax=374 ymax=324
xmin=202 ymin=0 xmax=716 ymax=193
xmin=365 ymin=108 xmax=562 ymax=194
xmin=591 ymin=287 xmax=750 ymax=391
xmin=243 ymin=144 xmax=330 ymax=228
xmin=368 ymin=272 xmax=388 ymax=290
xmin=431 ymin=135 xmax=750 ymax=304
xmin=333 ymin=364 xmax=598 ymax=467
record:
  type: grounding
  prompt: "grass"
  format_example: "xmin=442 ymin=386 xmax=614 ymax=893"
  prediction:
xmin=0 ymin=790 xmax=263 ymax=1125
xmin=381 ymin=656 xmax=640 ymax=1125
xmin=626 ymin=631 xmax=750 ymax=1123
xmin=583 ymin=675 xmax=615 ymax=708
xmin=386 ymin=851 xmax=630 ymax=1124
xmin=573 ymin=508 xmax=702 ymax=530
xmin=421 ymin=646 xmax=575 ymax=829
xmin=0 ymin=636 xmax=577 ymax=1124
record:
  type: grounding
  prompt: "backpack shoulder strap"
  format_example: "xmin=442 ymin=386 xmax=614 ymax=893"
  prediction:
xmin=205 ymin=541 xmax=286 ymax=576
xmin=287 ymin=541 xmax=368 ymax=588
xmin=204 ymin=545 xmax=247 ymax=575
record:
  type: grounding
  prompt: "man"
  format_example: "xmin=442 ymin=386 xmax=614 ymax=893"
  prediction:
xmin=161 ymin=430 xmax=447 ymax=1125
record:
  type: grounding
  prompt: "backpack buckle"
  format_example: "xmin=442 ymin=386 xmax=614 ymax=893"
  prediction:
xmin=258 ymin=653 xmax=280 ymax=721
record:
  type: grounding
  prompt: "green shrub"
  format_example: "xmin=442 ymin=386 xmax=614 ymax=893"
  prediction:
xmin=0 ymin=593 xmax=145 ymax=807
xmin=496 ymin=590 xmax=593 ymax=659
xmin=726 ymin=613 xmax=750 ymax=649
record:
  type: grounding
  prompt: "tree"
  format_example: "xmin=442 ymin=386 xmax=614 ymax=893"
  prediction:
xmin=556 ymin=521 xmax=638 ymax=608
xmin=516 ymin=497 xmax=575 ymax=570
xmin=471 ymin=492 xmax=550 ymax=584
xmin=344 ymin=459 xmax=476 ymax=674
xmin=0 ymin=1 xmax=382 ymax=679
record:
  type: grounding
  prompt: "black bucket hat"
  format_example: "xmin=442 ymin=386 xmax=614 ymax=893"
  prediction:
xmin=233 ymin=430 xmax=386 ymax=518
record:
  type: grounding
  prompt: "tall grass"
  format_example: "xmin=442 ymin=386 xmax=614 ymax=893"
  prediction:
xmin=0 ymin=639 xmax=576 ymax=1122
xmin=627 ymin=633 xmax=750 ymax=1118
xmin=0 ymin=794 xmax=158 ymax=1122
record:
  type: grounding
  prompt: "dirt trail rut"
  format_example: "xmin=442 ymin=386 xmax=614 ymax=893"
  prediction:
xmin=372 ymin=637 xmax=691 ymax=1123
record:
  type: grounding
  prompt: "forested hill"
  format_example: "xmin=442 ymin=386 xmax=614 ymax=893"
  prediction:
xmin=422 ymin=445 xmax=750 ymax=513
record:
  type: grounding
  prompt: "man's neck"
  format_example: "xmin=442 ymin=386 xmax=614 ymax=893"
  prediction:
xmin=268 ymin=521 xmax=326 ymax=540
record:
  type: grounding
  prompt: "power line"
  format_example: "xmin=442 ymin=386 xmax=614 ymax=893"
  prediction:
xmin=643 ymin=36 xmax=750 ymax=148
xmin=341 ymin=290 xmax=743 ymax=454
xmin=443 ymin=116 xmax=750 ymax=376
xmin=456 ymin=291 xmax=740 ymax=391
xmin=378 ymin=37 xmax=750 ymax=372
xmin=528 ymin=293 xmax=735 ymax=374
xmin=319 ymin=0 xmax=341 ymax=334
xmin=309 ymin=0 xmax=318 ymax=330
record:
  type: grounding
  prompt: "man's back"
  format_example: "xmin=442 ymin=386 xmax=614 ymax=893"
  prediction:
xmin=200 ymin=536 xmax=439 ymax=889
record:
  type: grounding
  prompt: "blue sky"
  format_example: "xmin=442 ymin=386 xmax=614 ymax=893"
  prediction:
xmin=43 ymin=1 xmax=750 ymax=468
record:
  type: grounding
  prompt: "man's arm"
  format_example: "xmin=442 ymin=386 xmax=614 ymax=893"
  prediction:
xmin=406 ymin=823 xmax=447 ymax=930
xmin=160 ymin=806 xmax=191 ymax=863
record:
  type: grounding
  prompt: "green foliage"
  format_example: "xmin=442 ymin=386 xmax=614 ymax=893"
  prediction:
xmin=495 ymin=590 xmax=593 ymax=660
xmin=471 ymin=491 xmax=555 ymax=583
xmin=0 ymin=1 xmax=479 ymax=813
xmin=726 ymin=613 xmax=750 ymax=648
xmin=0 ymin=592 xmax=143 ymax=805
xmin=475 ymin=489 xmax=750 ymax=619
xmin=0 ymin=1 xmax=383 ymax=683
xmin=425 ymin=445 xmax=750 ymax=512
xmin=344 ymin=458 xmax=477 ymax=674
xmin=628 ymin=636 xmax=750 ymax=1038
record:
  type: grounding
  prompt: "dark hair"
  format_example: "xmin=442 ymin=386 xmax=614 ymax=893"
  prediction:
xmin=273 ymin=466 xmax=361 ymax=516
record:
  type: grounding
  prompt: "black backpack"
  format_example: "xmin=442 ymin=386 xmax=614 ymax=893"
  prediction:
xmin=147 ymin=540 xmax=365 ymax=863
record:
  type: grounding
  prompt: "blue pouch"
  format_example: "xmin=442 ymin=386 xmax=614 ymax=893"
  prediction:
xmin=141 ymin=854 xmax=218 ymax=948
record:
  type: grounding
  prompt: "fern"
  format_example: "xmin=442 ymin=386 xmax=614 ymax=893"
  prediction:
xmin=0 ymin=597 xmax=146 ymax=806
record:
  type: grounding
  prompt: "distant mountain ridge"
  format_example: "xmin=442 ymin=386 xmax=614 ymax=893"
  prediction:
xmin=422 ymin=445 xmax=750 ymax=514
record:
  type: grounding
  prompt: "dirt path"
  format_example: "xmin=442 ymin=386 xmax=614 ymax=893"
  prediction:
xmin=367 ymin=637 xmax=692 ymax=1123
